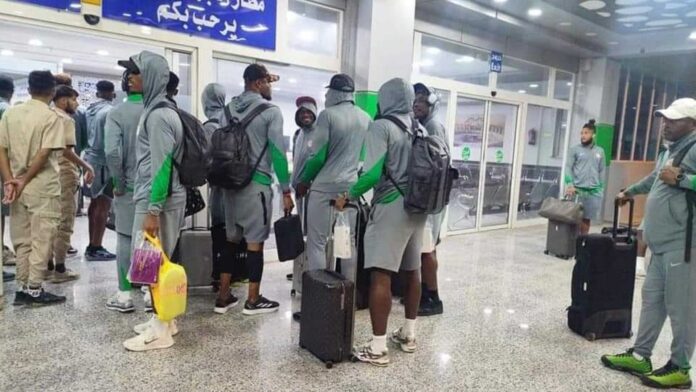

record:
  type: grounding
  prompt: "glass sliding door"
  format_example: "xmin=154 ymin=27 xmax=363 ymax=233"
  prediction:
xmin=480 ymin=102 xmax=518 ymax=228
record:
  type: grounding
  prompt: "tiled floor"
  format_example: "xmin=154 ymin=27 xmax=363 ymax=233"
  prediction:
xmin=0 ymin=218 xmax=676 ymax=392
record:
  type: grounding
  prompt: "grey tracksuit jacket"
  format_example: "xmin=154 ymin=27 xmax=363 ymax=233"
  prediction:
xmin=202 ymin=83 xmax=228 ymax=227
xmin=565 ymin=143 xmax=606 ymax=195
xmin=291 ymin=102 xmax=318 ymax=190
xmin=105 ymin=94 xmax=143 ymax=194
xmin=84 ymin=98 xmax=113 ymax=166
xmin=131 ymin=50 xmax=185 ymax=214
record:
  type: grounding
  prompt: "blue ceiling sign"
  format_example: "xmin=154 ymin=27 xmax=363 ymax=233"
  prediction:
xmin=10 ymin=0 xmax=80 ymax=12
xmin=490 ymin=51 xmax=503 ymax=73
xmin=102 ymin=0 xmax=277 ymax=51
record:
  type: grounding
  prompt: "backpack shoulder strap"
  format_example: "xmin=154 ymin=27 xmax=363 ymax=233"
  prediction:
xmin=238 ymin=102 xmax=273 ymax=129
xmin=673 ymin=139 xmax=696 ymax=168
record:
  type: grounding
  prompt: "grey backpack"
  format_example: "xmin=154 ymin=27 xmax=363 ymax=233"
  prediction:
xmin=381 ymin=115 xmax=458 ymax=215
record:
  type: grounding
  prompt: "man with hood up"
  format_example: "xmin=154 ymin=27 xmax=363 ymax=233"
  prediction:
xmin=412 ymin=83 xmax=447 ymax=317
xmin=202 ymin=83 xmax=245 ymax=312
xmin=118 ymin=51 xmax=186 ymax=351
xmin=219 ymin=64 xmax=294 ymax=316
xmin=294 ymin=74 xmax=370 ymax=320
xmin=84 ymin=80 xmax=117 ymax=261
xmin=289 ymin=95 xmax=318 ymax=320
xmin=103 ymin=68 xmax=145 ymax=314
xmin=335 ymin=78 xmax=427 ymax=367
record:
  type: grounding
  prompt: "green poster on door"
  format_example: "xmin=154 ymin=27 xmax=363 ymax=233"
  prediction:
xmin=462 ymin=146 xmax=471 ymax=160
xmin=495 ymin=149 xmax=504 ymax=163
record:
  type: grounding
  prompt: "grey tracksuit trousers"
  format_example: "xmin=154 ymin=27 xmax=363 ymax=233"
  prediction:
xmin=633 ymin=248 xmax=696 ymax=369
xmin=132 ymin=201 xmax=184 ymax=257
xmin=305 ymin=190 xmax=357 ymax=283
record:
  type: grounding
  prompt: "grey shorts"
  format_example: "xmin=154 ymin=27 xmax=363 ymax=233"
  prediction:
xmin=88 ymin=164 xmax=113 ymax=199
xmin=578 ymin=194 xmax=602 ymax=221
xmin=426 ymin=211 xmax=445 ymax=251
xmin=364 ymin=200 xmax=427 ymax=273
xmin=223 ymin=182 xmax=273 ymax=244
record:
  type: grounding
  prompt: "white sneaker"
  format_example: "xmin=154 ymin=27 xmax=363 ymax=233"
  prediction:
xmin=390 ymin=327 xmax=417 ymax=353
xmin=134 ymin=316 xmax=179 ymax=336
xmin=123 ymin=328 xmax=174 ymax=352
xmin=352 ymin=342 xmax=390 ymax=367
xmin=106 ymin=293 xmax=135 ymax=313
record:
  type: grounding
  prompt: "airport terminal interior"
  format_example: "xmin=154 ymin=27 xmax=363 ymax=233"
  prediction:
xmin=1 ymin=0 xmax=696 ymax=390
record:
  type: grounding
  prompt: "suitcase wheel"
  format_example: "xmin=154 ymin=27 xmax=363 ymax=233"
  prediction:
xmin=291 ymin=289 xmax=296 ymax=297
xmin=585 ymin=332 xmax=597 ymax=341
xmin=325 ymin=361 xmax=333 ymax=369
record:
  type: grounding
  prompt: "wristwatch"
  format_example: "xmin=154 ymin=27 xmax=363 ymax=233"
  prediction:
xmin=676 ymin=171 xmax=686 ymax=184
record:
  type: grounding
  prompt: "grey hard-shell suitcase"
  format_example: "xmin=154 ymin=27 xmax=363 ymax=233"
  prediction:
xmin=544 ymin=220 xmax=578 ymax=260
xmin=177 ymin=229 xmax=213 ymax=287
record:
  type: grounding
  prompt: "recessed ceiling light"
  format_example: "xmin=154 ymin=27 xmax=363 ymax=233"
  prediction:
xmin=61 ymin=58 xmax=73 ymax=64
xmin=28 ymin=39 xmax=43 ymax=46
xmin=456 ymin=56 xmax=475 ymax=63
xmin=518 ymin=89 xmax=527 ymax=94
xmin=528 ymin=8 xmax=543 ymax=17
xmin=690 ymin=31 xmax=696 ymax=40
xmin=529 ymin=83 xmax=539 ymax=88
xmin=288 ymin=78 xmax=298 ymax=84
xmin=425 ymin=47 xmax=441 ymax=55
xmin=566 ymin=82 xmax=573 ymax=86
xmin=586 ymin=32 xmax=598 ymax=36
xmin=1 ymin=49 xmax=14 ymax=56
xmin=97 ymin=50 xmax=110 ymax=56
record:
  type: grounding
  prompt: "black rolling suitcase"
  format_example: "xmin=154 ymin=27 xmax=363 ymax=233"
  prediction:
xmin=299 ymin=269 xmax=354 ymax=368
xmin=544 ymin=220 xmax=578 ymax=260
xmin=568 ymin=199 xmax=637 ymax=341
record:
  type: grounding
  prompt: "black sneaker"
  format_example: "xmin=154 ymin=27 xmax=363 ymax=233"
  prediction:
xmin=13 ymin=291 xmax=30 ymax=306
xmin=27 ymin=288 xmax=66 ymax=307
xmin=214 ymin=294 xmax=240 ymax=314
xmin=286 ymin=273 xmax=293 ymax=281
xmin=418 ymin=297 xmax=444 ymax=317
xmin=293 ymin=311 xmax=301 ymax=322
xmin=67 ymin=246 xmax=78 ymax=257
xmin=84 ymin=247 xmax=116 ymax=262
xmin=242 ymin=295 xmax=279 ymax=315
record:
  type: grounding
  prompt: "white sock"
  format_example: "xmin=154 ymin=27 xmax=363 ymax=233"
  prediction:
xmin=152 ymin=318 xmax=169 ymax=337
xmin=403 ymin=319 xmax=416 ymax=339
xmin=632 ymin=351 xmax=645 ymax=361
xmin=371 ymin=335 xmax=387 ymax=353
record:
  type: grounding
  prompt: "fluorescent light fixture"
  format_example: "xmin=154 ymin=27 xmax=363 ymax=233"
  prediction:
xmin=97 ymin=50 xmax=110 ymax=56
xmin=528 ymin=8 xmax=542 ymax=17
xmin=28 ymin=39 xmax=43 ymax=46
xmin=420 ymin=59 xmax=435 ymax=67
xmin=456 ymin=56 xmax=475 ymax=63
xmin=69 ymin=2 xmax=81 ymax=9
xmin=529 ymin=83 xmax=539 ymax=88
xmin=493 ymin=0 xmax=507 ymax=3
xmin=288 ymin=78 xmax=297 ymax=84
xmin=425 ymin=47 xmax=441 ymax=55
xmin=61 ymin=58 xmax=73 ymax=64
xmin=690 ymin=31 xmax=696 ymax=40
xmin=179 ymin=63 xmax=190 ymax=67
xmin=518 ymin=89 xmax=527 ymax=94
xmin=1 ymin=49 xmax=13 ymax=56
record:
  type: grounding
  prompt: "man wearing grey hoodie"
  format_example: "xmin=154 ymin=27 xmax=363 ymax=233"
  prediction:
xmin=602 ymin=98 xmax=696 ymax=390
xmin=336 ymin=78 xmax=427 ymax=367
xmin=119 ymin=51 xmax=185 ymax=352
xmin=84 ymin=80 xmax=117 ymax=261
xmin=297 ymin=74 xmax=370 ymax=285
xmin=104 ymin=69 xmax=144 ymax=313
xmin=221 ymin=64 xmax=294 ymax=316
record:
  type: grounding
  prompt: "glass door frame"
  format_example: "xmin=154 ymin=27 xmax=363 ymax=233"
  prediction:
xmin=416 ymin=74 xmax=574 ymax=238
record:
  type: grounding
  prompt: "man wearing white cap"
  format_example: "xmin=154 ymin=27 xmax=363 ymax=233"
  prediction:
xmin=602 ymin=98 xmax=696 ymax=389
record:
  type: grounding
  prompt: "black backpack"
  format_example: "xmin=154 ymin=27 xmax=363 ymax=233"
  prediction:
xmin=381 ymin=115 xmax=458 ymax=215
xmin=672 ymin=139 xmax=696 ymax=262
xmin=149 ymin=101 xmax=210 ymax=187
xmin=207 ymin=103 xmax=272 ymax=190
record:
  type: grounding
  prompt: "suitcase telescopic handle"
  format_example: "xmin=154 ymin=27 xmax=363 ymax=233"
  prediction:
xmin=612 ymin=197 xmax=635 ymax=239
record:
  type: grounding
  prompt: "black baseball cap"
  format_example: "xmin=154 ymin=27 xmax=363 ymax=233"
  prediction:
xmin=54 ymin=85 xmax=79 ymax=100
xmin=117 ymin=58 xmax=140 ymax=74
xmin=243 ymin=64 xmax=279 ymax=83
xmin=325 ymin=73 xmax=354 ymax=92
xmin=413 ymin=82 xmax=430 ymax=96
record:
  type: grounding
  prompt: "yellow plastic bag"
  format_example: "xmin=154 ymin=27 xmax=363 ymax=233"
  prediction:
xmin=146 ymin=233 xmax=187 ymax=322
